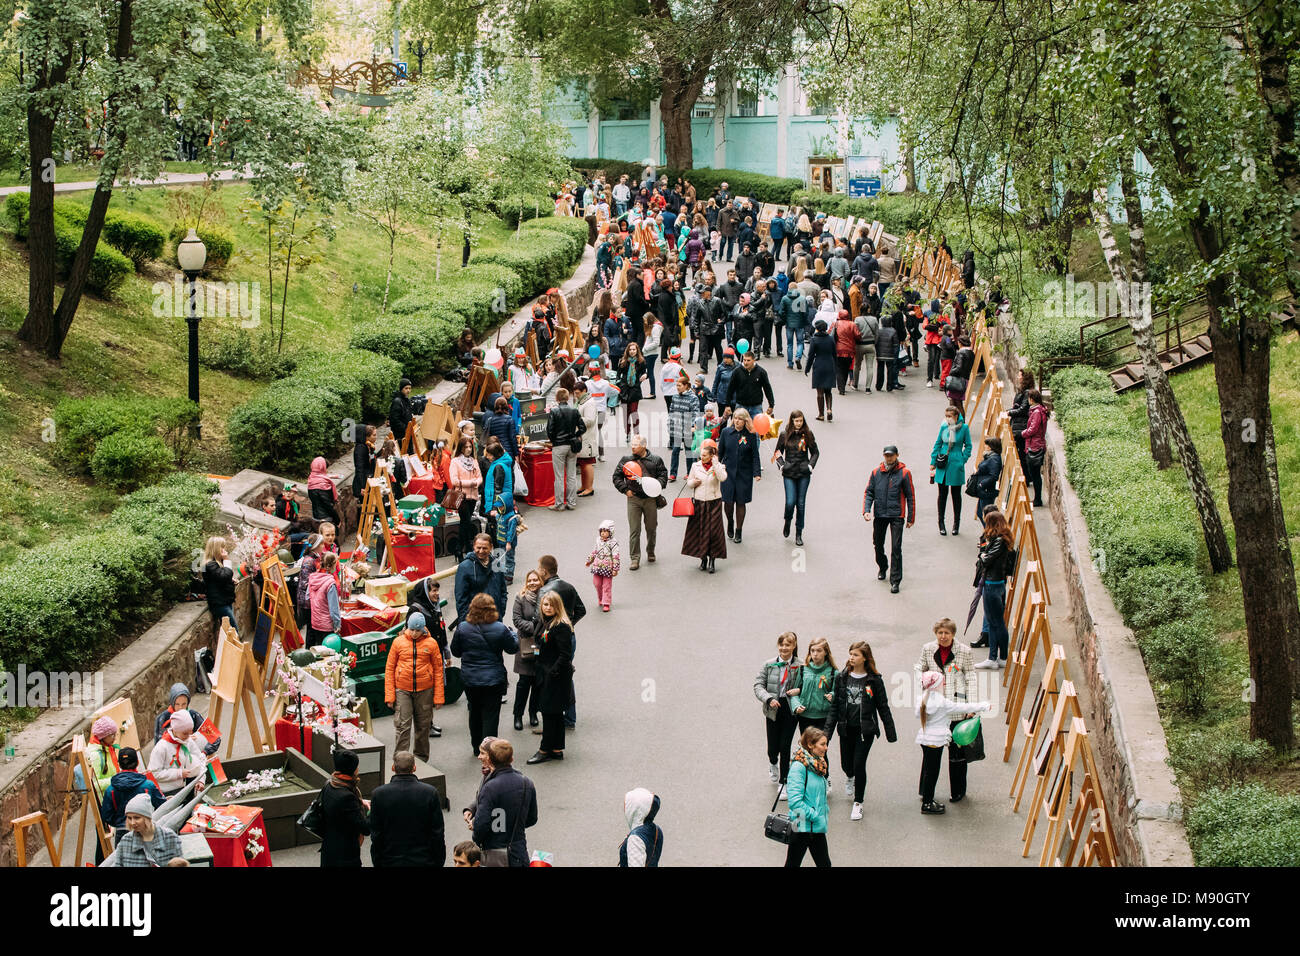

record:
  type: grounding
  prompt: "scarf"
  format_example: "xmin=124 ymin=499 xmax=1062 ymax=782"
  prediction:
xmin=793 ymin=746 xmax=829 ymax=779
xmin=159 ymin=730 xmax=196 ymax=768
xmin=307 ymin=457 xmax=335 ymax=494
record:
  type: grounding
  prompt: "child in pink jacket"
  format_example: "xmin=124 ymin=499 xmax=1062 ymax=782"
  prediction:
xmin=586 ymin=519 xmax=621 ymax=612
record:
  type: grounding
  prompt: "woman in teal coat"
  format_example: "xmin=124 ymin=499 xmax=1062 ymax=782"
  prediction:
xmin=929 ymin=404 xmax=972 ymax=536
xmin=784 ymin=726 xmax=831 ymax=867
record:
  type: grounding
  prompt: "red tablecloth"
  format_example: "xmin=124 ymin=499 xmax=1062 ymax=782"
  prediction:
xmin=520 ymin=447 xmax=556 ymax=507
xmin=390 ymin=527 xmax=436 ymax=578
xmin=405 ymin=473 xmax=440 ymax=500
xmin=182 ymin=805 xmax=272 ymax=867
xmin=274 ymin=717 xmax=314 ymax=759
xmin=340 ymin=604 xmax=402 ymax=635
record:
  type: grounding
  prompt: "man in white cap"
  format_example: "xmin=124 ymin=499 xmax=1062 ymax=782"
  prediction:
xmin=112 ymin=793 xmax=187 ymax=866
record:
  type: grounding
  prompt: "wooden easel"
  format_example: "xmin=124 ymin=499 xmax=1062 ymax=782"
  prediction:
xmin=257 ymin=554 xmax=303 ymax=684
xmin=90 ymin=697 xmax=140 ymax=752
xmin=418 ymin=400 xmax=457 ymax=457
xmin=1037 ymin=717 xmax=1083 ymax=865
xmin=459 ymin=366 xmax=500 ymax=420
xmin=356 ymin=464 xmax=402 ymax=573
xmin=1004 ymin=602 xmax=1053 ymax=758
xmin=1066 ymin=733 xmax=1118 ymax=867
xmin=56 ymin=735 xmax=112 ymax=866
xmin=12 ymin=812 xmax=58 ymax=867
xmin=209 ymin=622 xmax=273 ymax=759
xmin=1020 ymin=680 xmax=1083 ymax=856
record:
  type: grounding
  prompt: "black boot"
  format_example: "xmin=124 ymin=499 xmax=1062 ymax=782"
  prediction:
xmin=700 ymin=556 xmax=709 ymax=571
xmin=708 ymin=557 xmax=716 ymax=573
xmin=939 ymin=521 xmax=947 ymax=536
xmin=795 ymin=532 xmax=803 ymax=546
xmin=726 ymin=516 xmax=735 ymax=539
xmin=734 ymin=526 xmax=743 ymax=544
xmin=783 ymin=516 xmax=792 ymax=538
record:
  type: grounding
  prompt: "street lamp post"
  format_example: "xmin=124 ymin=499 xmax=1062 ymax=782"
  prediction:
xmin=176 ymin=228 xmax=207 ymax=439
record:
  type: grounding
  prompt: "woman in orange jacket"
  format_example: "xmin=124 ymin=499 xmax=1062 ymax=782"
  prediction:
xmin=384 ymin=611 xmax=445 ymax=762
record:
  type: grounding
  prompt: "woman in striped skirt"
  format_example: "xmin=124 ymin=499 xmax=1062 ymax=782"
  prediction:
xmin=681 ymin=438 xmax=729 ymax=573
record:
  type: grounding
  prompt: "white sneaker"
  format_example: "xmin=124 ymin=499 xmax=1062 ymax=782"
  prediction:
xmin=768 ymin=762 xmax=779 ymax=783
xmin=844 ymin=779 xmax=854 ymax=798
xmin=996 ymin=659 xmax=1006 ymax=669
xmin=778 ymin=784 xmax=788 ymax=802
xmin=850 ymin=802 xmax=863 ymax=821
xmin=974 ymin=659 xmax=999 ymax=669
xmin=926 ymin=380 xmax=934 ymax=388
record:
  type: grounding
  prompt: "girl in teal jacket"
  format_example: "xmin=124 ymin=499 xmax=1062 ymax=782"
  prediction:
xmin=930 ymin=405 xmax=972 ymax=535
xmin=795 ymin=638 xmax=837 ymax=732
xmin=784 ymin=727 xmax=831 ymax=867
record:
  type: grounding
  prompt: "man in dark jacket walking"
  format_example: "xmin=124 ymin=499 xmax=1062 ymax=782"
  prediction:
xmin=862 ymin=445 xmax=916 ymax=592
xmin=455 ymin=534 xmax=507 ymax=622
xmin=689 ymin=285 xmax=727 ymax=373
xmin=545 ymin=388 xmax=585 ymax=510
xmin=388 ymin=379 xmax=415 ymax=452
xmin=724 ymin=351 xmax=776 ymax=418
xmin=875 ymin=317 xmax=901 ymax=392
xmin=472 ymin=739 xmax=538 ymax=867
xmin=612 ymin=435 xmax=669 ymax=570
xmin=654 ymin=278 xmax=679 ymax=351
xmin=716 ymin=200 xmax=739 ymax=261
xmin=369 ymin=751 xmax=446 ymax=867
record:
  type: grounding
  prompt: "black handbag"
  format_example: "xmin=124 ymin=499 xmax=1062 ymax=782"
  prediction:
xmin=763 ymin=787 xmax=792 ymax=844
xmin=965 ymin=472 xmax=984 ymax=498
xmin=297 ymin=792 xmax=324 ymax=838
xmin=1026 ymin=447 xmax=1046 ymax=467
xmin=953 ymin=723 xmax=986 ymax=763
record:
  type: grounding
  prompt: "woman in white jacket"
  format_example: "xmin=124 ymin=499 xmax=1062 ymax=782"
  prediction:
xmin=680 ymin=438 xmax=728 ymax=572
xmin=642 ymin=320 xmax=663 ymax=398
xmin=915 ymin=670 xmax=990 ymax=815
xmin=574 ymin=379 xmax=601 ymax=496
xmin=146 ymin=709 xmax=209 ymax=795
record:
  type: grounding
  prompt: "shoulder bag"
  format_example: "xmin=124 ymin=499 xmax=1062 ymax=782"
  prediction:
xmin=671 ymin=481 xmax=695 ymax=517
xmin=763 ymin=787 xmax=792 ymax=844
xmin=482 ymin=777 xmax=534 ymax=867
xmin=297 ymin=791 xmax=324 ymax=839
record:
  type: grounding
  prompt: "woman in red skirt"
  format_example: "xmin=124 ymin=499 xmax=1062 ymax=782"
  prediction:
xmin=681 ymin=438 xmax=729 ymax=573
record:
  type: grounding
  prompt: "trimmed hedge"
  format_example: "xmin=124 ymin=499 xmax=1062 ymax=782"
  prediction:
xmin=569 ymin=160 xmax=804 ymax=204
xmin=1053 ymin=365 xmax=1222 ymax=715
xmin=1185 ymin=785 xmax=1300 ymax=866
xmin=168 ymin=223 xmax=235 ymax=271
xmin=228 ymin=349 xmax=402 ymax=473
xmin=6 ymin=193 xmax=134 ymax=296
xmin=495 ymin=195 xmax=553 ymax=229
xmin=0 ymin=472 xmax=217 ymax=674
xmin=471 ymin=228 xmax=582 ymax=301
xmin=349 ymin=310 xmax=463 ymax=381
xmin=54 ymin=395 xmax=199 ymax=491
xmin=57 ymin=202 xmax=166 ymax=268
xmin=522 ymin=216 xmax=589 ymax=259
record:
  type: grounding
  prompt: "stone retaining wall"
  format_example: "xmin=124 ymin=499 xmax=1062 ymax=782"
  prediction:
xmin=991 ymin=321 xmax=1193 ymax=866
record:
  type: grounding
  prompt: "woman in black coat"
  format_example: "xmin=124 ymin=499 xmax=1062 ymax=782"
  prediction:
xmin=1008 ymin=369 xmax=1035 ymax=462
xmin=719 ymin=408 xmax=762 ymax=543
xmin=775 ymin=411 xmax=819 ymax=546
xmin=529 ymin=591 xmax=575 ymax=764
xmin=451 ymin=593 xmax=520 ymax=757
xmin=971 ymin=436 xmax=1004 ymax=531
xmin=821 ymin=641 xmax=897 ymax=815
xmin=617 ymin=342 xmax=647 ymax=440
xmin=804 ymin=318 xmax=837 ymax=421
xmin=318 ymin=749 xmax=370 ymax=867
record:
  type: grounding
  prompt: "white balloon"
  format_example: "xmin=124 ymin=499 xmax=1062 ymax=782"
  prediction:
xmin=640 ymin=476 xmax=662 ymax=497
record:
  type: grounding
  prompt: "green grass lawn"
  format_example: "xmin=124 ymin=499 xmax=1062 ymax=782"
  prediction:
xmin=0 ymin=180 xmax=519 ymax=560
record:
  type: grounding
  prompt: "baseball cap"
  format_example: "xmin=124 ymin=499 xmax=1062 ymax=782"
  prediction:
xmin=883 ymin=444 xmax=899 ymax=455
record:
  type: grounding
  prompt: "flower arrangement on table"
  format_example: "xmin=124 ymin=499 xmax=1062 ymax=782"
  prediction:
xmin=223 ymin=768 xmax=286 ymax=799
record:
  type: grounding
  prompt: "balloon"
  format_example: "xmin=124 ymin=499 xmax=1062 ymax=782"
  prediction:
xmin=736 ymin=339 xmax=750 ymax=355
xmin=485 ymin=347 xmax=504 ymax=369
xmin=588 ymin=344 xmax=602 ymax=359
xmin=752 ymin=413 xmax=771 ymax=437
xmin=640 ymin=476 xmax=662 ymax=497
xmin=622 ymin=460 xmax=643 ymax=480
xmin=322 ymin=633 xmax=343 ymax=652
xmin=951 ymin=716 xmax=981 ymax=747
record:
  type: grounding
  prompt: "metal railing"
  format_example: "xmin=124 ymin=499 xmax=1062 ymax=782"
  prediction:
xmin=1077 ymin=295 xmax=1209 ymax=369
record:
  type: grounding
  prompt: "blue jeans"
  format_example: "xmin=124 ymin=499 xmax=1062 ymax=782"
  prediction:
xmin=977 ymin=495 xmax=997 ymax=525
xmin=493 ymin=546 xmax=516 ymax=581
xmin=783 ymin=475 xmax=810 ymax=533
xmin=982 ymin=579 xmax=1009 ymax=661
xmin=616 ymin=201 xmax=627 ymax=217
xmin=210 ymin=604 xmax=236 ymax=634
xmin=786 ymin=325 xmax=806 ymax=365
xmin=670 ymin=448 xmax=696 ymax=476
xmin=743 ymin=404 xmax=763 ymax=418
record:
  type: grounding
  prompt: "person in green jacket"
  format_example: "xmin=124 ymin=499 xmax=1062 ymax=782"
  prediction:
xmin=783 ymin=727 xmax=831 ymax=868
xmin=930 ymin=405 xmax=972 ymax=536
xmin=795 ymin=638 xmax=837 ymax=733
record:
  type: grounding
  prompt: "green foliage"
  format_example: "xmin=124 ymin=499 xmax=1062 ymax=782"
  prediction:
xmin=5 ymin=192 xmax=29 ymax=238
xmin=1185 ymin=785 xmax=1300 ymax=867
xmin=199 ymin=325 xmax=300 ymax=380
xmin=167 ymin=223 xmax=235 ymax=271
xmin=50 ymin=210 xmax=133 ymax=297
xmin=1048 ymin=365 xmax=1117 ymax=415
xmin=1137 ymin=614 xmax=1223 ymax=714
xmin=495 ymin=195 xmax=553 ymax=229
xmin=1022 ymin=314 xmax=1086 ymax=371
xmin=54 ymin=395 xmax=199 ymax=484
xmin=89 ymin=429 xmax=175 ymax=491
xmin=295 ymin=349 xmax=402 ymax=421
xmin=1111 ymin=563 xmax=1208 ymax=632
xmin=57 ymin=202 xmax=166 ymax=268
xmin=471 ymin=228 xmax=583 ymax=301
xmin=569 ymin=161 xmax=804 ymax=204
xmin=1166 ymin=729 xmax=1273 ymax=794
xmin=0 ymin=473 xmax=216 ymax=674
xmin=349 ymin=312 xmax=460 ymax=381
xmin=521 ymin=216 xmax=590 ymax=256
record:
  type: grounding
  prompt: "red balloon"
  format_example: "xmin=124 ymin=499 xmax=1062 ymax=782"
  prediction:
xmin=622 ymin=460 xmax=643 ymax=479
xmin=752 ymin=413 xmax=772 ymax=437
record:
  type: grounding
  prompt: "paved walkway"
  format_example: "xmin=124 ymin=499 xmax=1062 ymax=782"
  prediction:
xmin=0 ymin=168 xmax=250 ymax=197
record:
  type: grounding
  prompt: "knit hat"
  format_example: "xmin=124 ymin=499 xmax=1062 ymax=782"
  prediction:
xmin=838 ymin=309 xmax=849 ymax=320
xmin=920 ymin=671 xmax=944 ymax=692
xmin=168 ymin=709 xmax=193 ymax=734
xmin=399 ymin=378 xmax=412 ymax=389
xmin=408 ymin=612 xmax=427 ymax=633
xmin=91 ymin=716 xmax=118 ymax=740
xmin=334 ymin=749 xmax=360 ymax=776
xmin=701 ymin=438 xmax=718 ymax=451
xmin=599 ymin=519 xmax=616 ymax=534
xmin=124 ymin=793 xmax=155 ymax=820
xmin=814 ymin=318 xmax=828 ymax=332
xmin=283 ymin=482 xmax=296 ymax=491
xmin=724 ymin=347 xmax=736 ymax=357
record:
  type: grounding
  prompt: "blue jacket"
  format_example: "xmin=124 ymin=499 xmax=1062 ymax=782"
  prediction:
xmin=454 ymin=555 xmax=508 ymax=622
xmin=929 ymin=417 xmax=973 ymax=486
xmin=484 ymin=409 xmax=519 ymax=460
xmin=100 ymin=771 xmax=165 ymax=829
xmin=972 ymin=450 xmax=1002 ymax=499
xmin=484 ymin=453 xmax=514 ymax=508
xmin=786 ymin=752 xmax=829 ymax=833
xmin=712 ymin=361 xmax=738 ymax=406
xmin=450 ymin=620 xmax=519 ymax=688
xmin=472 ymin=766 xmax=537 ymax=867
xmin=769 ymin=215 xmax=786 ymax=239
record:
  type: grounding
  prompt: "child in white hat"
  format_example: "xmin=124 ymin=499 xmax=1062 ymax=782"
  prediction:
xmin=915 ymin=669 xmax=991 ymax=815
xmin=585 ymin=519 xmax=621 ymax=612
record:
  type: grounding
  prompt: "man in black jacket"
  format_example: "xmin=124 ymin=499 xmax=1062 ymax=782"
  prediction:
xmin=545 ymin=388 xmax=585 ymax=510
xmin=471 ymin=740 xmax=538 ymax=867
xmin=724 ymin=351 xmax=776 ymax=418
xmin=369 ymin=751 xmax=446 ymax=867
xmin=862 ymin=445 xmax=916 ymax=592
xmin=875 ymin=316 xmax=901 ymax=392
xmin=716 ymin=268 xmax=743 ymax=313
xmin=688 ymin=285 xmax=726 ymax=373
xmin=625 ymin=269 xmax=649 ymax=346
xmin=612 ymin=435 xmax=669 ymax=570
xmin=388 ymin=379 xmax=415 ymax=452
xmin=653 ymin=278 xmax=679 ymax=351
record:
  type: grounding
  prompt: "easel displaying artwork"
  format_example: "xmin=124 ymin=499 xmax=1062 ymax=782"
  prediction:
xmin=459 ymin=366 xmax=500 ymax=420
xmin=1003 ymin=602 xmax=1052 ymax=759
xmin=356 ymin=469 xmax=402 ymax=573
xmin=255 ymin=554 xmax=302 ymax=680
xmin=1019 ymin=678 xmax=1082 ymax=857
xmin=56 ymin=735 xmax=113 ymax=866
xmin=1055 ymin=728 xmax=1118 ymax=866
xmin=89 ymin=697 xmax=140 ymax=752
xmin=418 ymin=400 xmax=457 ymax=453
xmin=209 ymin=622 xmax=273 ymax=760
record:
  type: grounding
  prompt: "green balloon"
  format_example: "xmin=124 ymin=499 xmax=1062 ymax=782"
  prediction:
xmin=951 ymin=716 xmax=981 ymax=747
xmin=322 ymin=633 xmax=343 ymax=652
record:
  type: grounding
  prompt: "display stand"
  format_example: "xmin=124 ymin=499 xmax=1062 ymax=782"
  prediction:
xmin=89 ymin=697 xmax=140 ymax=752
xmin=459 ymin=366 xmax=500 ymax=420
xmin=964 ymin=334 xmax=996 ymax=408
xmin=56 ymin=734 xmax=113 ymax=866
xmin=1058 ymin=730 xmax=1118 ymax=866
xmin=1019 ymin=679 xmax=1082 ymax=854
xmin=209 ymin=622 xmax=273 ymax=759
xmin=418 ymin=401 xmax=457 ymax=457
xmin=1036 ymin=716 xmax=1083 ymax=865
xmin=11 ymin=811 xmax=58 ymax=867
xmin=256 ymin=554 xmax=302 ymax=682
xmin=356 ymin=466 xmax=402 ymax=573
xmin=1004 ymin=603 xmax=1052 ymax=760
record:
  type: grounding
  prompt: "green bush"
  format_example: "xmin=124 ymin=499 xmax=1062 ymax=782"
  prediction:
xmin=5 ymin=192 xmax=29 ymax=238
xmin=54 ymin=395 xmax=199 ymax=476
xmin=1185 ymin=784 xmax=1300 ymax=866
xmin=199 ymin=325 xmax=300 ymax=380
xmin=568 ymin=161 xmax=803 ymax=204
xmin=1111 ymin=563 xmax=1208 ymax=631
xmin=228 ymin=381 xmax=345 ymax=473
xmin=57 ymin=201 xmax=166 ymax=268
xmin=48 ymin=210 xmax=133 ymax=297
xmin=295 ymin=349 xmax=401 ymax=421
xmin=495 ymin=195 xmax=553 ymax=229
xmin=471 ymin=229 xmax=580 ymax=301
xmin=521 ymin=217 xmax=589 ymax=258
xmin=1022 ymin=313 xmax=1086 ymax=370
xmin=1166 ymin=729 xmax=1273 ymax=794
xmin=350 ymin=315 xmax=444 ymax=381
xmin=1137 ymin=613 xmax=1223 ymax=714
xmin=1056 ymin=404 xmax=1129 ymax=450
xmin=1049 ymin=365 xmax=1117 ymax=416
xmin=89 ymin=429 xmax=175 ymax=491
xmin=390 ymin=265 xmax=524 ymax=333
xmin=167 ymin=223 xmax=236 ymax=271
xmin=0 ymin=473 xmax=215 ymax=674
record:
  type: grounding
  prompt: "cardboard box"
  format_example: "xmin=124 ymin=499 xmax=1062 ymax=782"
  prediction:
xmin=365 ymin=575 xmax=411 ymax=607
xmin=397 ymin=494 xmax=429 ymax=516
